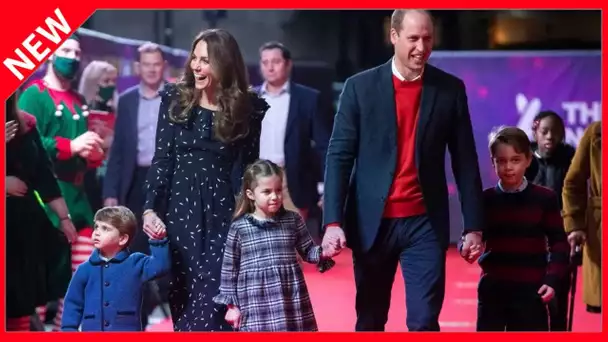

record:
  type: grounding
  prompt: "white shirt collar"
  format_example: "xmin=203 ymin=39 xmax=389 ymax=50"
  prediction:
xmin=498 ymin=177 xmax=529 ymax=193
xmin=391 ymin=57 xmax=423 ymax=82
xmin=261 ymin=80 xmax=290 ymax=95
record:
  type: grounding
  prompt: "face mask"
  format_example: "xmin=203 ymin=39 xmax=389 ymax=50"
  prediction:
xmin=97 ymin=85 xmax=115 ymax=103
xmin=52 ymin=56 xmax=80 ymax=80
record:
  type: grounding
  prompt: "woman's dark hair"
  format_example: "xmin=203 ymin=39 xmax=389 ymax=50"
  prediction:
xmin=233 ymin=160 xmax=284 ymax=220
xmin=170 ymin=29 xmax=253 ymax=143
xmin=531 ymin=110 xmax=566 ymax=140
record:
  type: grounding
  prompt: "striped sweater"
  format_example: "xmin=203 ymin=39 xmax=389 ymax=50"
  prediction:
xmin=476 ymin=183 xmax=570 ymax=289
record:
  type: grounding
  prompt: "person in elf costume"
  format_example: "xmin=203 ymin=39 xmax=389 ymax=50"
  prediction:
xmin=18 ymin=34 xmax=105 ymax=330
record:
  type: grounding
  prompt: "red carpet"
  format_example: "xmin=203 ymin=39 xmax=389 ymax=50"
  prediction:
xmin=148 ymin=248 xmax=601 ymax=332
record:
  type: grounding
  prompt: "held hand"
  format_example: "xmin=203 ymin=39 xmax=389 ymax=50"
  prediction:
xmin=460 ymin=232 xmax=483 ymax=263
xmin=225 ymin=306 xmax=241 ymax=329
xmin=538 ymin=284 xmax=555 ymax=303
xmin=322 ymin=227 xmax=347 ymax=257
xmin=60 ymin=218 xmax=78 ymax=244
xmin=143 ymin=211 xmax=167 ymax=240
xmin=155 ymin=227 xmax=168 ymax=239
xmin=6 ymin=176 xmax=28 ymax=197
xmin=567 ymin=231 xmax=587 ymax=257
xmin=6 ymin=120 xmax=18 ymax=143
xmin=321 ymin=246 xmax=337 ymax=259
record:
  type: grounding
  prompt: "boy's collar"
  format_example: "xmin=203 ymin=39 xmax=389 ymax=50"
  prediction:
xmin=89 ymin=248 xmax=130 ymax=265
xmin=497 ymin=177 xmax=529 ymax=193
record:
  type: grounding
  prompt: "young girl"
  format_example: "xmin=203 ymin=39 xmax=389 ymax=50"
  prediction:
xmin=61 ymin=206 xmax=171 ymax=331
xmin=524 ymin=111 xmax=575 ymax=331
xmin=525 ymin=110 xmax=576 ymax=208
xmin=213 ymin=159 xmax=336 ymax=331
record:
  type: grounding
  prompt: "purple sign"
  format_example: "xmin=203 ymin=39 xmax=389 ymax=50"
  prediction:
xmin=25 ymin=28 xmax=190 ymax=91
xmin=428 ymin=51 xmax=601 ymax=241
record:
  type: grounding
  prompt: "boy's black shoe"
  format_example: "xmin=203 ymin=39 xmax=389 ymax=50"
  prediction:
xmin=586 ymin=305 xmax=601 ymax=314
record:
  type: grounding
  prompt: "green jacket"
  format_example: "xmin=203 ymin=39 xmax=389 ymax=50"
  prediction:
xmin=18 ymin=79 xmax=100 ymax=230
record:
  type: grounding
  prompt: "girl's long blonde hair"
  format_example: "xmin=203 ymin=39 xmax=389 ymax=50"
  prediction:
xmin=233 ymin=159 xmax=284 ymax=220
xmin=78 ymin=60 xmax=119 ymax=109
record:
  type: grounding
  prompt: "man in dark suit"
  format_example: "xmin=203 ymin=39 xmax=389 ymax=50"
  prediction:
xmin=322 ymin=10 xmax=484 ymax=331
xmin=255 ymin=41 xmax=330 ymax=232
xmin=102 ymin=42 xmax=168 ymax=326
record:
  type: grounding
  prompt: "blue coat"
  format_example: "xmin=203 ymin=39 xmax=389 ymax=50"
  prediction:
xmin=61 ymin=238 xmax=171 ymax=331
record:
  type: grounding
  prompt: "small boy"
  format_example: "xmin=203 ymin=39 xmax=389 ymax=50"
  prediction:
xmin=61 ymin=206 xmax=170 ymax=332
xmin=468 ymin=126 xmax=570 ymax=332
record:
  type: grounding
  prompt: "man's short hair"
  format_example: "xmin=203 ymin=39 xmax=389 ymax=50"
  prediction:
xmin=259 ymin=41 xmax=292 ymax=61
xmin=137 ymin=42 xmax=165 ymax=61
xmin=488 ymin=126 xmax=532 ymax=158
xmin=391 ymin=9 xmax=433 ymax=32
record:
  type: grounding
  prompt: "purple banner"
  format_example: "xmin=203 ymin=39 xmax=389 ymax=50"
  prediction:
xmin=27 ymin=28 xmax=189 ymax=91
xmin=428 ymin=51 xmax=601 ymax=241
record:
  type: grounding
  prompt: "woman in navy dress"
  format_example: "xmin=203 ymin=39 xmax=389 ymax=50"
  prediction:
xmin=142 ymin=29 xmax=268 ymax=331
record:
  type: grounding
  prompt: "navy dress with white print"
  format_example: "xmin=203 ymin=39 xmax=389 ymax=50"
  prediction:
xmin=143 ymin=83 xmax=268 ymax=331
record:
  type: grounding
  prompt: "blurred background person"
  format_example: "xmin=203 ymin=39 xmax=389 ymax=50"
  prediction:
xmin=6 ymin=91 xmax=77 ymax=331
xmin=102 ymin=42 xmax=169 ymax=328
xmin=78 ymin=60 xmax=119 ymax=213
xmin=562 ymin=121 xmax=602 ymax=315
xmin=255 ymin=41 xmax=330 ymax=240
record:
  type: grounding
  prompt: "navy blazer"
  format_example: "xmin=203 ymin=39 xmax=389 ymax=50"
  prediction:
xmin=103 ymin=85 xmax=147 ymax=204
xmin=254 ymin=82 xmax=330 ymax=209
xmin=323 ymin=61 xmax=484 ymax=253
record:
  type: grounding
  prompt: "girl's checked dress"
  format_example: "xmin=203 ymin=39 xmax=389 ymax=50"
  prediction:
xmin=214 ymin=209 xmax=335 ymax=331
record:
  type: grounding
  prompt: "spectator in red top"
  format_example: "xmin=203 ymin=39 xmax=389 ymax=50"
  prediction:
xmin=322 ymin=9 xmax=484 ymax=331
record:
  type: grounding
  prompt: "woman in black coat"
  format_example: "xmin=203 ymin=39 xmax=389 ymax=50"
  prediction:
xmin=5 ymin=91 xmax=77 ymax=330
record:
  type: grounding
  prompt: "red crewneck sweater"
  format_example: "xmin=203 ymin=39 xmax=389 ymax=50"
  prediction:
xmin=325 ymin=74 xmax=426 ymax=231
xmin=382 ymin=75 xmax=426 ymax=218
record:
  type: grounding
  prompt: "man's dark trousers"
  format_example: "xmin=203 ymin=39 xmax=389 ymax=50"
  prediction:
xmin=353 ymin=214 xmax=446 ymax=331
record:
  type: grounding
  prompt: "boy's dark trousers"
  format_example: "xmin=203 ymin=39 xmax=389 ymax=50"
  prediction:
xmin=477 ymin=276 xmax=549 ymax=331
xmin=548 ymin=274 xmax=571 ymax=331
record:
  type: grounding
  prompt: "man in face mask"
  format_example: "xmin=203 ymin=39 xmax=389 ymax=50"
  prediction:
xmin=18 ymin=34 xmax=104 ymax=331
